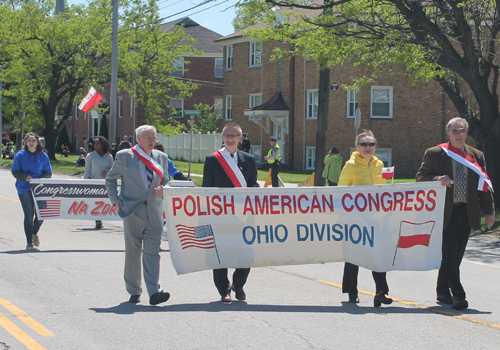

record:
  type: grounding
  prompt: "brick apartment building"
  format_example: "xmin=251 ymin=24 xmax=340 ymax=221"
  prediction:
xmin=66 ymin=17 xmax=224 ymax=149
xmin=216 ymin=20 xmax=464 ymax=176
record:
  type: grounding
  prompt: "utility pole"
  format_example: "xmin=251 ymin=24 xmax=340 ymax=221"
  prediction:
xmin=0 ymin=65 xmax=3 ymax=151
xmin=108 ymin=0 xmax=118 ymax=144
xmin=56 ymin=0 xmax=65 ymax=14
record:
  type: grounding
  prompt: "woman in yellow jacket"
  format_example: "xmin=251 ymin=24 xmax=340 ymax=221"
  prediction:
xmin=338 ymin=130 xmax=392 ymax=307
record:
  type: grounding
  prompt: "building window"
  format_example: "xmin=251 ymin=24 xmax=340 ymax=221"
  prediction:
xmin=84 ymin=112 xmax=87 ymax=120
xmin=171 ymin=57 xmax=184 ymax=77
xmin=250 ymin=146 xmax=262 ymax=162
xmin=305 ymin=147 xmax=316 ymax=170
xmin=347 ymin=89 xmax=358 ymax=118
xmin=250 ymin=41 xmax=262 ymax=67
xmin=225 ymin=96 xmax=233 ymax=120
xmin=170 ymin=98 xmax=183 ymax=118
xmin=215 ymin=59 xmax=223 ymax=78
xmin=249 ymin=94 xmax=262 ymax=108
xmin=214 ymin=98 xmax=223 ymax=119
xmin=307 ymin=90 xmax=318 ymax=119
xmin=74 ymin=103 xmax=78 ymax=120
xmin=118 ymin=98 xmax=123 ymax=118
xmin=226 ymin=46 xmax=233 ymax=70
xmin=371 ymin=86 xmax=393 ymax=119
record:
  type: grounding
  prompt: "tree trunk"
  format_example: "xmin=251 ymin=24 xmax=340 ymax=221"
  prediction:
xmin=314 ymin=67 xmax=330 ymax=186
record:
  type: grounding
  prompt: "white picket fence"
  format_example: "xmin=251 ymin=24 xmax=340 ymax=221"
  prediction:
xmin=156 ymin=132 xmax=222 ymax=163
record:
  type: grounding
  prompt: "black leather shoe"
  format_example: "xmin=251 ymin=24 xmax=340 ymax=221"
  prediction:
xmin=374 ymin=292 xmax=393 ymax=307
xmin=129 ymin=295 xmax=140 ymax=303
xmin=231 ymin=284 xmax=246 ymax=301
xmin=348 ymin=293 xmax=359 ymax=303
xmin=149 ymin=291 xmax=170 ymax=305
xmin=437 ymin=293 xmax=453 ymax=305
xmin=452 ymin=297 xmax=468 ymax=310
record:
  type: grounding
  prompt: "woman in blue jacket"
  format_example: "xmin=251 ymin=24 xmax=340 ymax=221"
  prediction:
xmin=11 ymin=133 xmax=52 ymax=250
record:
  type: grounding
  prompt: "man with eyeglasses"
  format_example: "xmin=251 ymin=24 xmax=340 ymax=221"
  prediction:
xmin=416 ymin=117 xmax=494 ymax=310
xmin=203 ymin=122 xmax=259 ymax=302
xmin=106 ymin=125 xmax=171 ymax=306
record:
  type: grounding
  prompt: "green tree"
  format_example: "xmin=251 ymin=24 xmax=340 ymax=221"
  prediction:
xmin=244 ymin=0 xmax=500 ymax=201
xmin=0 ymin=0 xmax=197 ymax=160
xmin=190 ymin=103 xmax=220 ymax=134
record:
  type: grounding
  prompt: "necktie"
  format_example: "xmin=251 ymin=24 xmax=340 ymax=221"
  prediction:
xmin=146 ymin=166 xmax=153 ymax=188
xmin=456 ymin=162 xmax=466 ymax=202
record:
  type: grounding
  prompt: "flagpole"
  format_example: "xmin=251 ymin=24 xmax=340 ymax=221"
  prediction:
xmin=108 ymin=0 xmax=118 ymax=145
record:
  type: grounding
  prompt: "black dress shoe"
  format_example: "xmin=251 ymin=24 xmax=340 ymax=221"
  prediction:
xmin=231 ymin=284 xmax=246 ymax=301
xmin=437 ymin=293 xmax=453 ymax=305
xmin=374 ymin=292 xmax=393 ymax=307
xmin=348 ymin=293 xmax=359 ymax=303
xmin=452 ymin=297 xmax=468 ymax=310
xmin=129 ymin=295 xmax=140 ymax=303
xmin=149 ymin=291 xmax=170 ymax=305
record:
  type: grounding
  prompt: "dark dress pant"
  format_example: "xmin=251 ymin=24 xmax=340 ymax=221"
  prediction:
xmin=271 ymin=162 xmax=280 ymax=187
xmin=436 ymin=203 xmax=470 ymax=299
xmin=342 ymin=262 xmax=389 ymax=294
xmin=213 ymin=268 xmax=251 ymax=296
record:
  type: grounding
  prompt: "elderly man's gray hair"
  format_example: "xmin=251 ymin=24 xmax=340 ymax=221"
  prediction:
xmin=135 ymin=125 xmax=156 ymax=137
xmin=446 ymin=117 xmax=469 ymax=132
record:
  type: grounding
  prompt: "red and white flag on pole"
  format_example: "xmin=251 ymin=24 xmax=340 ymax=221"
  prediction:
xmin=382 ymin=166 xmax=394 ymax=179
xmin=78 ymin=86 xmax=103 ymax=113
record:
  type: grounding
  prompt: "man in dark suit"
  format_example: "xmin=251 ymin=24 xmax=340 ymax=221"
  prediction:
xmin=416 ymin=117 xmax=494 ymax=310
xmin=106 ymin=125 xmax=171 ymax=306
xmin=203 ymin=122 xmax=259 ymax=302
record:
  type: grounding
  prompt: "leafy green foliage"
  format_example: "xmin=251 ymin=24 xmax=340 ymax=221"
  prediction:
xmin=189 ymin=103 xmax=220 ymax=134
xmin=0 ymin=0 xmax=197 ymax=159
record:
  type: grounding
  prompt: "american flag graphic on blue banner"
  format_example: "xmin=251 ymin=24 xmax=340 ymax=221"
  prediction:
xmin=176 ymin=224 xmax=216 ymax=250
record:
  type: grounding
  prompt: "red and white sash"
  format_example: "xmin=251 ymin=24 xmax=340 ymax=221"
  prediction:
xmin=439 ymin=143 xmax=493 ymax=192
xmin=131 ymin=145 xmax=163 ymax=184
xmin=213 ymin=149 xmax=247 ymax=187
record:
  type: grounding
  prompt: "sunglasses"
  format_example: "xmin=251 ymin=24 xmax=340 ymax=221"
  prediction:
xmin=451 ymin=128 xmax=467 ymax=135
xmin=359 ymin=142 xmax=376 ymax=147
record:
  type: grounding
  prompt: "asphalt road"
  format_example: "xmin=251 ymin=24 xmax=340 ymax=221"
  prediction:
xmin=1 ymin=167 xmax=500 ymax=349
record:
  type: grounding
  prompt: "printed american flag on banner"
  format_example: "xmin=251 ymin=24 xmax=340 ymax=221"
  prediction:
xmin=176 ymin=224 xmax=216 ymax=250
xmin=37 ymin=200 xmax=61 ymax=218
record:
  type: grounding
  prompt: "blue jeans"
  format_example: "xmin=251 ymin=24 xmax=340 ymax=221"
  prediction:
xmin=19 ymin=191 xmax=43 ymax=244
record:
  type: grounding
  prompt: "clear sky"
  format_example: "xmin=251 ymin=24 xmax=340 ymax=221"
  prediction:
xmin=66 ymin=0 xmax=238 ymax=36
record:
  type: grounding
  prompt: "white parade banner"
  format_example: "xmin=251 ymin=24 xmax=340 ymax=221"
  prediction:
xmin=30 ymin=179 xmax=121 ymax=221
xmin=164 ymin=182 xmax=446 ymax=275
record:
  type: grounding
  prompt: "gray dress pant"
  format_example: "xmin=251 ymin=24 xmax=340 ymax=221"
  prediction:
xmin=123 ymin=203 xmax=163 ymax=297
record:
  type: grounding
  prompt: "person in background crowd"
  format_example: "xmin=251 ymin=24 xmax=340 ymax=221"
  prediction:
xmin=322 ymin=146 xmax=342 ymax=186
xmin=416 ymin=117 xmax=494 ymax=310
xmin=154 ymin=141 xmax=194 ymax=182
xmin=202 ymin=122 xmax=259 ymax=302
xmin=105 ymin=125 xmax=171 ymax=306
xmin=3 ymin=146 xmax=15 ymax=159
xmin=239 ymin=133 xmax=251 ymax=153
xmin=110 ymin=143 xmax=118 ymax=159
xmin=118 ymin=135 xmax=132 ymax=151
xmin=265 ymin=136 xmax=281 ymax=187
xmin=61 ymin=144 xmax=69 ymax=157
xmin=84 ymin=136 xmax=114 ymax=229
xmin=338 ymin=129 xmax=393 ymax=307
xmin=11 ymin=133 xmax=52 ymax=250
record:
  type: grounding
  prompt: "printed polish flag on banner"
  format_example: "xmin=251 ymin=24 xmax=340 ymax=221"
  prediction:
xmin=382 ymin=166 xmax=395 ymax=179
xmin=176 ymin=224 xmax=216 ymax=250
xmin=393 ymin=220 xmax=436 ymax=265
xmin=78 ymin=86 xmax=103 ymax=113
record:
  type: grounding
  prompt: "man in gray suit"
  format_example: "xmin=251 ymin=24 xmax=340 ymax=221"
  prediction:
xmin=106 ymin=125 xmax=171 ymax=305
